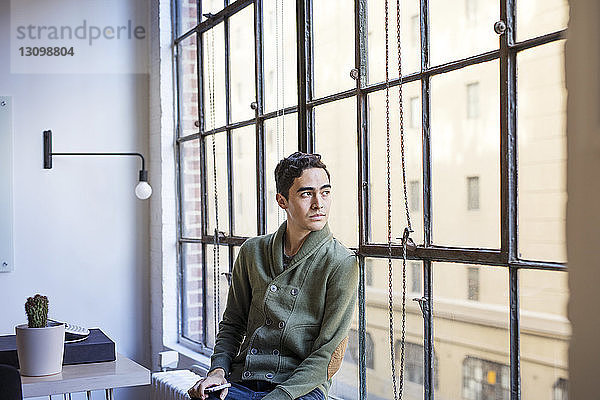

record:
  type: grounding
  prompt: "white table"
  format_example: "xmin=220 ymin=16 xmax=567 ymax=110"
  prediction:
xmin=21 ymin=353 xmax=150 ymax=399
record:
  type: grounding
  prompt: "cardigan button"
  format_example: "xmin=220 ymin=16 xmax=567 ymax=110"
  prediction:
xmin=272 ymin=349 xmax=280 ymax=356
xmin=278 ymin=321 xmax=285 ymax=329
xmin=250 ymin=348 xmax=258 ymax=355
xmin=290 ymin=288 xmax=298 ymax=296
xmin=265 ymin=372 xmax=274 ymax=379
xmin=270 ymin=284 xmax=278 ymax=292
xmin=243 ymin=371 xmax=252 ymax=378
xmin=265 ymin=318 xmax=273 ymax=326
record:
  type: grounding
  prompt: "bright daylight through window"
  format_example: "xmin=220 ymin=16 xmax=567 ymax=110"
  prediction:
xmin=173 ymin=0 xmax=568 ymax=399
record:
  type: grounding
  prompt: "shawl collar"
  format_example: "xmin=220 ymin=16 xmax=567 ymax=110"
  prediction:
xmin=269 ymin=220 xmax=333 ymax=277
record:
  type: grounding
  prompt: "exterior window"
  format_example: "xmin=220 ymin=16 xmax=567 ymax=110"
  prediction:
xmin=467 ymin=176 xmax=480 ymax=210
xmin=467 ymin=266 xmax=480 ymax=301
xmin=466 ymin=0 xmax=477 ymax=22
xmin=409 ymin=96 xmax=420 ymax=129
xmin=462 ymin=357 xmax=510 ymax=400
xmin=409 ymin=179 xmax=420 ymax=211
xmin=172 ymin=1 xmax=568 ymax=398
xmin=396 ymin=342 xmax=439 ymax=389
xmin=411 ymin=262 xmax=421 ymax=294
xmin=553 ymin=378 xmax=568 ymax=400
xmin=466 ymin=81 xmax=480 ymax=119
xmin=411 ymin=14 xmax=419 ymax=45
xmin=345 ymin=329 xmax=374 ymax=369
xmin=366 ymin=259 xmax=373 ymax=287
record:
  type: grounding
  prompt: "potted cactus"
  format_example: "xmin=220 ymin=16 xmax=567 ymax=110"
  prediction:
xmin=15 ymin=294 xmax=65 ymax=376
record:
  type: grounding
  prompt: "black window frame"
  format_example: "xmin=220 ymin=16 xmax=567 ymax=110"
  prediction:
xmin=172 ymin=1 xmax=568 ymax=399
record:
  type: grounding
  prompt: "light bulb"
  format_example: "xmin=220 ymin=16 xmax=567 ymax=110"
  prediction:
xmin=135 ymin=181 xmax=152 ymax=200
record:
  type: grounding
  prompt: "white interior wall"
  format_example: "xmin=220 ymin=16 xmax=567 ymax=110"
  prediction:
xmin=0 ymin=0 xmax=151 ymax=399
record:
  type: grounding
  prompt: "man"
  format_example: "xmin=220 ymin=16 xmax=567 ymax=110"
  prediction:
xmin=189 ymin=152 xmax=358 ymax=400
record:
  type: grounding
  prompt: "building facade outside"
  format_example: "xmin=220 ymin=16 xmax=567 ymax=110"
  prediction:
xmin=176 ymin=0 xmax=569 ymax=399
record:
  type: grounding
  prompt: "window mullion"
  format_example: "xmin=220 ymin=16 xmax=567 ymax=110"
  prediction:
xmin=224 ymin=14 xmax=234 ymax=241
xmin=357 ymin=256 xmax=367 ymax=399
xmin=500 ymin=0 xmax=520 ymax=399
xmin=355 ymin=0 xmax=368 ymax=397
xmin=254 ymin=0 xmax=266 ymax=235
xmin=296 ymin=0 xmax=311 ymax=152
xmin=419 ymin=0 xmax=434 ymax=398
xmin=356 ymin=0 xmax=370 ymax=251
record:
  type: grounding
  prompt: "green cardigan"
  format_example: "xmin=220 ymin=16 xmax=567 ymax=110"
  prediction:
xmin=209 ymin=221 xmax=358 ymax=399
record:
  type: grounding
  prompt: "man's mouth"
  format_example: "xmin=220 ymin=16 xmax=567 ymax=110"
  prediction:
xmin=309 ymin=214 xmax=326 ymax=219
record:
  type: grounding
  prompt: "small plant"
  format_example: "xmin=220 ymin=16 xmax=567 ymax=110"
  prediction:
xmin=25 ymin=294 xmax=49 ymax=328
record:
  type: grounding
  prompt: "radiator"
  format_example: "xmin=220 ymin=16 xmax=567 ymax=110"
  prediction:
xmin=151 ymin=370 xmax=202 ymax=400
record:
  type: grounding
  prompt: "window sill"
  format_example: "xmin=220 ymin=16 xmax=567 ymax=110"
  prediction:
xmin=164 ymin=341 xmax=212 ymax=375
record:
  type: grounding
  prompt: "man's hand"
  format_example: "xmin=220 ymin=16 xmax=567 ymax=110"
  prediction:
xmin=188 ymin=368 xmax=229 ymax=400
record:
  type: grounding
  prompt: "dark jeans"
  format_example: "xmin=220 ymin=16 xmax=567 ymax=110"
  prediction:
xmin=208 ymin=382 xmax=325 ymax=400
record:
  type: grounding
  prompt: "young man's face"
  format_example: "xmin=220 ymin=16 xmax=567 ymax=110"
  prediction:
xmin=277 ymin=167 xmax=332 ymax=233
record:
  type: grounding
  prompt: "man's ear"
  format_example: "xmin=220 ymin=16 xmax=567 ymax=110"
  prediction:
xmin=276 ymin=193 xmax=288 ymax=210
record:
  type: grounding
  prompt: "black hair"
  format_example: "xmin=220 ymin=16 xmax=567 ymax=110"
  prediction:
xmin=274 ymin=152 xmax=330 ymax=200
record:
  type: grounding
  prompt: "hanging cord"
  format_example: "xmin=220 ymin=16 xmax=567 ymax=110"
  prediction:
xmin=384 ymin=0 xmax=399 ymax=397
xmin=207 ymin=26 xmax=220 ymax=341
xmin=397 ymin=1 xmax=411 ymax=233
xmin=384 ymin=0 xmax=396 ymax=396
xmin=396 ymin=0 xmax=409 ymax=397
xmin=275 ymin=0 xmax=286 ymax=225
xmin=386 ymin=0 xmax=415 ymax=398
xmin=280 ymin=0 xmax=286 ymax=152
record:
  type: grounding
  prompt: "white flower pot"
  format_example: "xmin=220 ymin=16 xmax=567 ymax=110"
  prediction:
xmin=15 ymin=322 xmax=65 ymax=376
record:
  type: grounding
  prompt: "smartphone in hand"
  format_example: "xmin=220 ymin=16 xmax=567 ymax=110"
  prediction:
xmin=205 ymin=383 xmax=232 ymax=393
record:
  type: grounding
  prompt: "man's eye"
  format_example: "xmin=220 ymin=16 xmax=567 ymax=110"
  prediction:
xmin=322 ymin=191 xmax=330 ymax=196
xmin=301 ymin=192 xmax=311 ymax=198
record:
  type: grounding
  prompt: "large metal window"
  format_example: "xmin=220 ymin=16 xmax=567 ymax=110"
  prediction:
xmin=173 ymin=1 xmax=568 ymax=399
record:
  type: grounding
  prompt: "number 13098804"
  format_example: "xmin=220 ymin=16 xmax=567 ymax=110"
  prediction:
xmin=19 ymin=47 xmax=74 ymax=56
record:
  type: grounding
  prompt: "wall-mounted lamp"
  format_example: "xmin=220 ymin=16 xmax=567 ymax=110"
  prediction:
xmin=43 ymin=130 xmax=152 ymax=200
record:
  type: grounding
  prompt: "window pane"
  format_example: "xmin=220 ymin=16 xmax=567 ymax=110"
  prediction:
xmin=430 ymin=0 xmax=497 ymax=66
xmin=367 ymin=0 xmax=421 ymax=84
xmin=265 ymin=113 xmax=298 ymax=234
xmin=232 ymin=125 xmax=257 ymax=237
xmin=182 ymin=243 xmax=203 ymax=343
xmin=433 ymin=263 xmax=510 ymax=400
xmin=365 ymin=258 xmax=424 ymax=399
xmin=431 ymin=60 xmax=500 ymax=248
xmin=368 ymin=83 xmax=424 ymax=245
xmin=229 ymin=5 xmax=256 ymax=123
xmin=206 ymin=133 xmax=230 ymax=236
xmin=313 ymin=0 xmax=355 ymax=98
xmin=177 ymin=0 xmax=197 ymax=36
xmin=178 ymin=35 xmax=199 ymax=138
xmin=314 ymin=98 xmax=358 ymax=247
xmin=516 ymin=0 xmax=568 ymax=42
xmin=519 ymin=269 xmax=570 ymax=400
xmin=517 ymin=41 xmax=566 ymax=263
xmin=180 ymin=139 xmax=202 ymax=238
xmin=203 ymin=24 xmax=226 ymax=129
xmin=263 ymin=0 xmax=297 ymax=113
xmin=205 ymin=244 xmax=230 ymax=349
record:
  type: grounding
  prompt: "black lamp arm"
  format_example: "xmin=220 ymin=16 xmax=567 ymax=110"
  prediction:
xmin=43 ymin=130 xmax=147 ymax=179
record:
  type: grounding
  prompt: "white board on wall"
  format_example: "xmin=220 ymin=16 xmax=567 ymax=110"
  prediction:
xmin=0 ymin=96 xmax=13 ymax=272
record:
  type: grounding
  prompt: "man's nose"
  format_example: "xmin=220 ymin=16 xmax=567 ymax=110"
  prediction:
xmin=312 ymin=194 xmax=324 ymax=208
